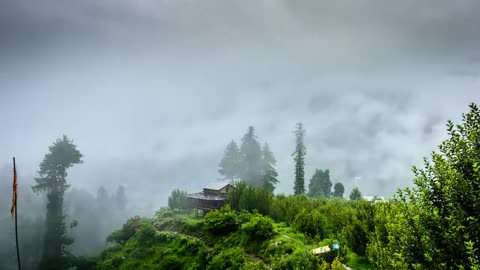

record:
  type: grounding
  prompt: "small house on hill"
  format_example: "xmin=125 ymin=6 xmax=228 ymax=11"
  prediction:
xmin=187 ymin=182 xmax=234 ymax=217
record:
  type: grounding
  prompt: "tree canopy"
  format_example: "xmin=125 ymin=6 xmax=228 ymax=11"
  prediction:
xmin=349 ymin=187 xmax=362 ymax=201
xmin=218 ymin=140 xmax=242 ymax=181
xmin=308 ymin=169 xmax=332 ymax=198
xmin=240 ymin=126 xmax=263 ymax=186
xmin=261 ymin=143 xmax=279 ymax=192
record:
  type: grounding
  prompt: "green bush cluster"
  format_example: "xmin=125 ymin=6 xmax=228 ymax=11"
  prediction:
xmin=204 ymin=205 xmax=238 ymax=235
xmin=241 ymin=213 xmax=275 ymax=240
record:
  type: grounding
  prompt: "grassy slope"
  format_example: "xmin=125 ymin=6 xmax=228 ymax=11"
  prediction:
xmin=96 ymin=211 xmax=372 ymax=270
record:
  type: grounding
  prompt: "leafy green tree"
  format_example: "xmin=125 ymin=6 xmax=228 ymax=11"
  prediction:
xmin=240 ymin=127 xmax=263 ymax=186
xmin=368 ymin=104 xmax=480 ymax=269
xmin=293 ymin=122 xmax=306 ymax=195
xmin=219 ymin=140 xmax=242 ymax=181
xmin=333 ymin=182 xmax=345 ymax=198
xmin=32 ymin=135 xmax=83 ymax=270
xmin=308 ymin=169 xmax=332 ymax=198
xmin=227 ymin=181 xmax=273 ymax=216
xmin=261 ymin=143 xmax=279 ymax=192
xmin=349 ymin=187 xmax=362 ymax=201
xmin=168 ymin=189 xmax=188 ymax=210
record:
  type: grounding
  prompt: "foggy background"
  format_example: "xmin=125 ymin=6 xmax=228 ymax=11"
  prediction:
xmin=1 ymin=0 xmax=480 ymax=219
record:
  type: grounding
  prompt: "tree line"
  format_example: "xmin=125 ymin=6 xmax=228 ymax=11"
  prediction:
xmin=218 ymin=124 xmax=358 ymax=199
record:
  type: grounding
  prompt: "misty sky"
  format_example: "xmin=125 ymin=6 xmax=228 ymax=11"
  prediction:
xmin=1 ymin=0 xmax=480 ymax=208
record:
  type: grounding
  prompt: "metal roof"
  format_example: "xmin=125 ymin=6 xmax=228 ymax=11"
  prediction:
xmin=203 ymin=182 xmax=233 ymax=190
xmin=186 ymin=192 xmax=225 ymax=201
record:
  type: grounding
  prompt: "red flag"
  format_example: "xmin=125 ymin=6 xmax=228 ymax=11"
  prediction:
xmin=10 ymin=163 xmax=17 ymax=217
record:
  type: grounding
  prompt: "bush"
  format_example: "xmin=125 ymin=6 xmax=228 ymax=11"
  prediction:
xmin=204 ymin=205 xmax=238 ymax=235
xmin=271 ymin=249 xmax=321 ymax=270
xmin=158 ymin=255 xmax=182 ymax=270
xmin=241 ymin=213 xmax=275 ymax=240
xmin=207 ymin=247 xmax=248 ymax=270
xmin=293 ymin=209 xmax=326 ymax=238
xmin=106 ymin=216 xmax=144 ymax=244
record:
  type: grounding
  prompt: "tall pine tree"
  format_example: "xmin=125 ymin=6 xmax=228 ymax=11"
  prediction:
xmin=240 ymin=126 xmax=263 ymax=186
xmin=32 ymin=135 xmax=83 ymax=270
xmin=218 ymin=140 xmax=242 ymax=181
xmin=293 ymin=122 xmax=306 ymax=195
xmin=261 ymin=143 xmax=279 ymax=192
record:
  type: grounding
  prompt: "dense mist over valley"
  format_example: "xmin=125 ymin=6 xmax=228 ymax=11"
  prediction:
xmin=1 ymin=1 xmax=480 ymax=269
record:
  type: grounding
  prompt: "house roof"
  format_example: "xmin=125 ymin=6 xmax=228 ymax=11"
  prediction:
xmin=203 ymin=182 xmax=233 ymax=191
xmin=186 ymin=192 xmax=225 ymax=201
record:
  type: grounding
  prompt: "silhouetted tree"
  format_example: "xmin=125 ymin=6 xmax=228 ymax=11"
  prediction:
xmin=261 ymin=143 xmax=278 ymax=192
xmin=293 ymin=123 xmax=306 ymax=195
xmin=114 ymin=185 xmax=127 ymax=211
xmin=240 ymin=126 xmax=263 ymax=186
xmin=349 ymin=187 xmax=362 ymax=201
xmin=333 ymin=182 xmax=345 ymax=198
xmin=32 ymin=135 xmax=83 ymax=270
xmin=308 ymin=169 xmax=332 ymax=198
xmin=96 ymin=186 xmax=109 ymax=205
xmin=218 ymin=140 xmax=242 ymax=181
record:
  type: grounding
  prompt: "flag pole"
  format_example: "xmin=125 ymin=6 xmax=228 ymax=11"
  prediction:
xmin=13 ymin=157 xmax=21 ymax=270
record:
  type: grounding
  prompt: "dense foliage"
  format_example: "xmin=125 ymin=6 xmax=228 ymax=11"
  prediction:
xmin=308 ymin=169 xmax=333 ymax=198
xmin=366 ymin=103 xmax=480 ymax=269
xmin=168 ymin=189 xmax=189 ymax=210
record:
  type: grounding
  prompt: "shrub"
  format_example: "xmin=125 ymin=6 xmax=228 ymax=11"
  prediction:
xmin=293 ymin=209 xmax=326 ymax=238
xmin=204 ymin=205 xmax=238 ymax=234
xmin=271 ymin=249 xmax=321 ymax=270
xmin=106 ymin=216 xmax=143 ymax=244
xmin=241 ymin=213 xmax=275 ymax=240
xmin=207 ymin=247 xmax=248 ymax=270
xmin=158 ymin=255 xmax=182 ymax=270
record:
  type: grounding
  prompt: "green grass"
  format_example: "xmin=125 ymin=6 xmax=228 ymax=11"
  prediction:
xmin=346 ymin=252 xmax=375 ymax=270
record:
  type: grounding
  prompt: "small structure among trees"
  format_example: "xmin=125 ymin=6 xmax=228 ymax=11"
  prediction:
xmin=187 ymin=182 xmax=235 ymax=217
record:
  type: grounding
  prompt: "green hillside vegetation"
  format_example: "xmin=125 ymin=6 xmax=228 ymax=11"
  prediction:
xmin=93 ymin=104 xmax=480 ymax=269
xmin=95 ymin=188 xmax=379 ymax=270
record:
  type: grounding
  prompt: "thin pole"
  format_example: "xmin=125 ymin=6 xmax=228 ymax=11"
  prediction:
xmin=13 ymin=157 xmax=21 ymax=270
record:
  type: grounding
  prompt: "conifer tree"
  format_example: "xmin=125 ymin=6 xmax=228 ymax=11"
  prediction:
xmin=240 ymin=126 xmax=263 ymax=186
xmin=32 ymin=135 xmax=83 ymax=270
xmin=261 ymin=143 xmax=279 ymax=192
xmin=349 ymin=187 xmax=362 ymax=200
xmin=293 ymin=123 xmax=306 ymax=195
xmin=218 ymin=140 xmax=242 ymax=181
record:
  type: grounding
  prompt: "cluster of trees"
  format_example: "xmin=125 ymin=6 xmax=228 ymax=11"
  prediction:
xmin=218 ymin=126 xmax=278 ymax=192
xmin=0 ymin=136 xmax=133 ymax=270
xmin=307 ymin=169 xmax=345 ymax=198
xmin=225 ymin=103 xmax=480 ymax=269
